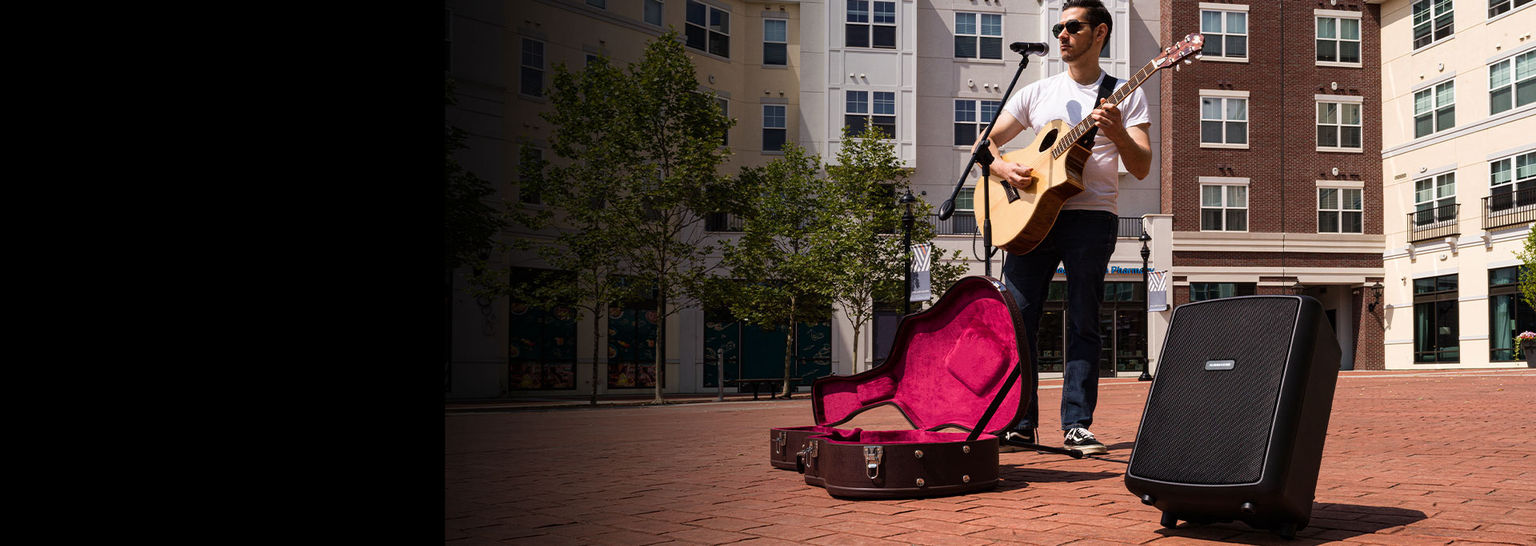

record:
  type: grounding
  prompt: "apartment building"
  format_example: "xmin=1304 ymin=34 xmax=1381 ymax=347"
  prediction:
xmin=1373 ymin=0 xmax=1535 ymax=369
xmin=1158 ymin=0 xmax=1386 ymax=371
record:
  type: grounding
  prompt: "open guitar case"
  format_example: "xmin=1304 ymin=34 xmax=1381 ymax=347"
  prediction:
xmin=766 ymin=276 xmax=1036 ymax=499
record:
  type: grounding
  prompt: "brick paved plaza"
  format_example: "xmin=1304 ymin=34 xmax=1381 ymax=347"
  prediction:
xmin=445 ymin=369 xmax=1536 ymax=545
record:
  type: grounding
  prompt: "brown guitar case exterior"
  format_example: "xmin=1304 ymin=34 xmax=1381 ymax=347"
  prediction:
xmin=768 ymin=276 xmax=1034 ymax=499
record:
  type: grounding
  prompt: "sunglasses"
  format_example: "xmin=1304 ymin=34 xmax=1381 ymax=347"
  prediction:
xmin=1052 ymin=20 xmax=1093 ymax=35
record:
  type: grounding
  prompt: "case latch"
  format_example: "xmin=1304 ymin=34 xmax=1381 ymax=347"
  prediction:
xmin=772 ymin=430 xmax=787 ymax=454
xmin=864 ymin=445 xmax=883 ymax=480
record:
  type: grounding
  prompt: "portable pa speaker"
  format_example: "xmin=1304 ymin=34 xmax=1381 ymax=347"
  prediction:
xmin=1124 ymin=295 xmax=1340 ymax=539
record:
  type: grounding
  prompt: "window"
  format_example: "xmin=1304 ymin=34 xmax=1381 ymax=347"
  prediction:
xmin=1490 ymin=267 xmax=1535 ymax=361
xmin=508 ymin=268 xmax=578 ymax=390
xmin=764 ymin=19 xmax=787 ymax=66
xmin=953 ymin=99 xmax=1001 ymax=146
xmin=518 ymin=147 xmax=544 ymax=205
xmin=763 ymin=105 xmax=786 ymax=152
xmin=1413 ymin=274 xmax=1459 ymax=363
xmin=1200 ymin=8 xmax=1248 ymax=60
xmin=1490 ymin=0 xmax=1533 ymax=17
xmin=1318 ymin=187 xmax=1363 ymax=233
xmin=1490 ymin=50 xmax=1535 ymax=115
xmin=1200 ymin=184 xmax=1248 ymax=231
xmin=1190 ymin=283 xmax=1256 ymax=302
xmin=845 ymin=90 xmax=895 ymax=139
xmin=1413 ymin=81 xmax=1454 ymax=138
xmin=1489 ymin=151 xmax=1536 ymax=211
xmin=1317 ymin=101 xmax=1362 ymax=151
xmin=1411 ymin=0 xmax=1453 ymax=50
xmin=1413 ymin=172 xmax=1456 ymax=225
xmin=847 ymin=0 xmax=896 ymax=49
xmin=1200 ymin=95 xmax=1248 ymax=147
xmin=1316 ymin=15 xmax=1361 ymax=65
xmin=686 ymin=0 xmax=729 ymax=58
xmin=644 ymin=0 xmax=663 ymax=26
xmin=521 ymin=38 xmax=544 ymax=97
xmin=955 ymin=12 xmax=1002 ymax=59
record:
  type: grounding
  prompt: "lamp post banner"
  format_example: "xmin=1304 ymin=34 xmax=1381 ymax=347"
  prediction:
xmin=910 ymin=243 xmax=931 ymax=302
xmin=1148 ymin=269 xmax=1169 ymax=312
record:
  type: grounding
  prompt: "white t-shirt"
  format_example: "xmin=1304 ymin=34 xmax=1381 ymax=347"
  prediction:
xmin=999 ymin=69 xmax=1149 ymax=214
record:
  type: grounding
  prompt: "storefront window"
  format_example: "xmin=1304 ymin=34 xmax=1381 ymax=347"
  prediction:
xmin=507 ymin=268 xmax=577 ymax=390
xmin=1490 ymin=267 xmax=1534 ymax=361
xmin=1413 ymin=274 xmax=1459 ymax=363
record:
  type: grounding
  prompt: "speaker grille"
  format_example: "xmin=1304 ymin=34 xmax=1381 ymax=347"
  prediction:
xmin=1129 ymin=297 xmax=1300 ymax=485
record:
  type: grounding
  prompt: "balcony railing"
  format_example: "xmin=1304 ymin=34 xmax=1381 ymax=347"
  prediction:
xmin=1483 ymin=188 xmax=1536 ymax=230
xmin=1407 ymin=203 xmax=1459 ymax=243
xmin=1116 ymin=216 xmax=1147 ymax=238
xmin=705 ymin=212 xmax=744 ymax=232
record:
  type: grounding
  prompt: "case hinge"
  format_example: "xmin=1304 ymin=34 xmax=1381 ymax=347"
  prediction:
xmin=864 ymin=445 xmax=883 ymax=480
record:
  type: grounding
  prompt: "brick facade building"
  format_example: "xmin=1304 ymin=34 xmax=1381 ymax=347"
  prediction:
xmin=1160 ymin=0 xmax=1385 ymax=370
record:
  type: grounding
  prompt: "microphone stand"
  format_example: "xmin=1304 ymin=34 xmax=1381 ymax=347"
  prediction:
xmin=939 ymin=51 xmax=1036 ymax=278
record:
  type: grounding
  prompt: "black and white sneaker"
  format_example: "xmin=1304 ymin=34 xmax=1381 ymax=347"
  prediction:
xmin=998 ymin=428 xmax=1036 ymax=453
xmin=1063 ymin=427 xmax=1107 ymax=455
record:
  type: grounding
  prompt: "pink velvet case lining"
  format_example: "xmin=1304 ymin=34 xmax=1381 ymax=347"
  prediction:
xmin=811 ymin=277 xmax=1026 ymax=434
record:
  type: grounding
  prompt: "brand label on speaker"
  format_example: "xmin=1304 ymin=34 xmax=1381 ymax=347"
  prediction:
xmin=1205 ymin=359 xmax=1235 ymax=371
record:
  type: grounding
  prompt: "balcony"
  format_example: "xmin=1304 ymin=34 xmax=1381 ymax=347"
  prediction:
xmin=1407 ymin=203 xmax=1459 ymax=243
xmin=705 ymin=212 xmax=744 ymax=232
xmin=1483 ymin=188 xmax=1536 ymax=231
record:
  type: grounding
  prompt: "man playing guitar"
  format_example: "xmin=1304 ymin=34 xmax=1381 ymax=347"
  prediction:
xmin=976 ymin=0 xmax=1152 ymax=455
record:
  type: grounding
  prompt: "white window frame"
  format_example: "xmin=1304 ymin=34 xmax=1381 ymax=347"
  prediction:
xmin=1489 ymin=150 xmax=1536 ymax=211
xmin=1413 ymin=172 xmax=1457 ymax=226
xmin=644 ymin=0 xmax=664 ymax=27
xmin=763 ymin=18 xmax=788 ymax=67
xmin=1199 ymin=177 xmax=1249 ymax=232
xmin=1489 ymin=0 xmax=1534 ymax=19
xmin=846 ymin=0 xmax=896 ymax=49
xmin=1413 ymin=80 xmax=1455 ymax=138
xmin=954 ymin=12 xmax=1002 ymax=60
xmin=1316 ymin=182 xmax=1364 ymax=234
xmin=1200 ymin=90 xmax=1249 ymax=149
xmin=520 ymin=38 xmax=545 ymax=98
xmin=716 ymin=94 xmax=730 ymax=146
xmin=1198 ymin=3 xmax=1249 ymax=63
xmin=1316 ymin=95 xmax=1364 ymax=153
xmin=685 ymin=0 xmax=730 ymax=58
xmin=1411 ymin=0 xmax=1454 ymax=52
xmin=1315 ymin=10 xmax=1363 ymax=68
xmin=844 ymin=90 xmax=896 ymax=139
xmin=1489 ymin=49 xmax=1535 ymax=115
xmin=762 ymin=104 xmax=787 ymax=152
xmin=952 ymin=99 xmax=1001 ymax=147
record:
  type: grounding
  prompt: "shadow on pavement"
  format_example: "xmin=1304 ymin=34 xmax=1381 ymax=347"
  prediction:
xmin=1149 ymin=503 xmax=1428 ymax=543
xmin=995 ymin=465 xmax=1121 ymax=489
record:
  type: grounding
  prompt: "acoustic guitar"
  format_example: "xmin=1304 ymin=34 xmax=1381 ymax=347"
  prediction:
xmin=973 ymin=32 xmax=1205 ymax=255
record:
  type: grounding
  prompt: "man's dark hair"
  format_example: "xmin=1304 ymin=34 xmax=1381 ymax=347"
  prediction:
xmin=1063 ymin=0 xmax=1112 ymax=45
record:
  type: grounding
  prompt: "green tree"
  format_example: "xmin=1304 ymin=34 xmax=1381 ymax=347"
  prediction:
xmin=600 ymin=32 xmax=737 ymax=403
xmin=1521 ymin=227 xmax=1536 ymax=311
xmin=444 ymin=78 xmax=508 ymax=298
xmin=511 ymin=53 xmax=640 ymax=403
xmin=721 ymin=143 xmax=840 ymax=397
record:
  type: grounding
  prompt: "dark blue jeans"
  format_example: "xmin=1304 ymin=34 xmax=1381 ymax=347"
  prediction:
xmin=1001 ymin=210 xmax=1117 ymax=432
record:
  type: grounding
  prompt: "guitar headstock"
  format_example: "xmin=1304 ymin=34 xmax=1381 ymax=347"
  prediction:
xmin=1153 ymin=32 xmax=1204 ymax=71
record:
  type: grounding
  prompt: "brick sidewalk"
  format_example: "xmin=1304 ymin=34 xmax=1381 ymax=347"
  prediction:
xmin=445 ymin=369 xmax=1536 ymax=545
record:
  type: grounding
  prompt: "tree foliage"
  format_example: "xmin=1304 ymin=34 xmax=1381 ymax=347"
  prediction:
xmin=444 ymin=78 xmax=508 ymax=297
xmin=721 ymin=143 xmax=839 ymax=395
xmin=529 ymin=32 xmax=735 ymax=403
xmin=1521 ymin=227 xmax=1536 ymax=312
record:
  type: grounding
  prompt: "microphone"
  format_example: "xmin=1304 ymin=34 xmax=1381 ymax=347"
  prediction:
xmin=1010 ymin=42 xmax=1051 ymax=56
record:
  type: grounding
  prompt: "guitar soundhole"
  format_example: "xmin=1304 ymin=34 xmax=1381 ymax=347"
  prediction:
xmin=1038 ymin=129 xmax=1058 ymax=152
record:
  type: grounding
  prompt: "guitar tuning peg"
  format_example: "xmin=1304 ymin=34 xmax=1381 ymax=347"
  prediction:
xmin=1194 ymin=53 xmax=1203 ymax=60
xmin=1175 ymin=64 xmax=1181 ymax=71
xmin=1185 ymin=59 xmax=1194 ymax=65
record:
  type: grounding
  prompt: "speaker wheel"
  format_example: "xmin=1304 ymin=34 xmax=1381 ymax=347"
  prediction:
xmin=1276 ymin=523 xmax=1297 ymax=540
xmin=1159 ymin=513 xmax=1178 ymax=528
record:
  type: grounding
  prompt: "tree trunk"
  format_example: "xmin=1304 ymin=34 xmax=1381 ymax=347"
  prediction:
xmin=590 ymin=304 xmax=601 ymax=405
xmin=654 ymin=291 xmax=667 ymax=404
xmin=782 ymin=297 xmax=796 ymax=398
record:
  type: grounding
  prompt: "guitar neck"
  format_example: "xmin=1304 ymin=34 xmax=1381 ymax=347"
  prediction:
xmin=1051 ymin=59 xmax=1158 ymax=158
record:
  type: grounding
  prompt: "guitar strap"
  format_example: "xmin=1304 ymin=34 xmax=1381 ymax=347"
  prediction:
xmin=1077 ymin=73 xmax=1119 ymax=148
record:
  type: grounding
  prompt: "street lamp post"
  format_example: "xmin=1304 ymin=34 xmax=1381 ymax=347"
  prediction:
xmin=1139 ymin=232 xmax=1153 ymax=382
xmin=901 ymin=190 xmax=916 ymax=316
